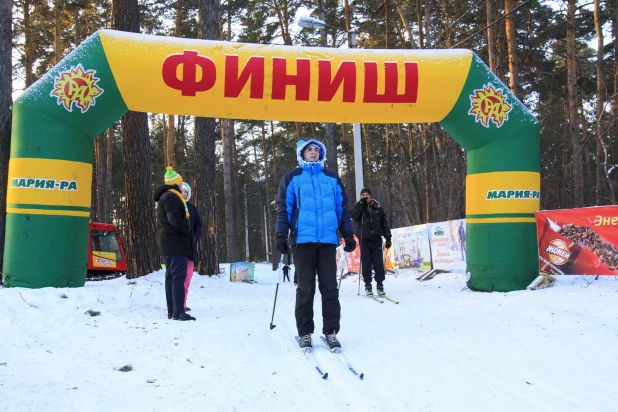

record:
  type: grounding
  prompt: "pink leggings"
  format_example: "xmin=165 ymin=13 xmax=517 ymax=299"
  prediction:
xmin=184 ymin=261 xmax=195 ymax=308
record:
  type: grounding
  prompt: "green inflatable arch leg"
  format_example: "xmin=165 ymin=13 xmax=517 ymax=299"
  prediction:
xmin=440 ymin=54 xmax=540 ymax=292
xmin=3 ymin=33 xmax=127 ymax=287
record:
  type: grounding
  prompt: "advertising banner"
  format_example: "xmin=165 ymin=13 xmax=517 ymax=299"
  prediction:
xmin=385 ymin=224 xmax=432 ymax=274
xmin=230 ymin=262 xmax=255 ymax=282
xmin=535 ymin=206 xmax=618 ymax=276
xmin=428 ymin=219 xmax=467 ymax=271
xmin=336 ymin=236 xmax=361 ymax=275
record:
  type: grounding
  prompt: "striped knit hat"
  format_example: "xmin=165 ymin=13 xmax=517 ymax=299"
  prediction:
xmin=164 ymin=166 xmax=182 ymax=186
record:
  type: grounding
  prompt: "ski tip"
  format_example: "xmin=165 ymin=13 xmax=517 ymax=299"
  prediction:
xmin=360 ymin=373 xmax=365 ymax=380
xmin=322 ymin=372 xmax=328 ymax=379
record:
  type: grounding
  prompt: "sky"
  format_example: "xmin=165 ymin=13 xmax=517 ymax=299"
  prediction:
xmin=2 ymin=262 xmax=617 ymax=411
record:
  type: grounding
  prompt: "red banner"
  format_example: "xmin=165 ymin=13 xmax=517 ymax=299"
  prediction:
xmin=535 ymin=206 xmax=618 ymax=275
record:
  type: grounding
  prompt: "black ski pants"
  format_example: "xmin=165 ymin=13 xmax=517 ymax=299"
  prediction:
xmin=293 ymin=243 xmax=340 ymax=336
xmin=165 ymin=255 xmax=188 ymax=316
xmin=360 ymin=237 xmax=385 ymax=285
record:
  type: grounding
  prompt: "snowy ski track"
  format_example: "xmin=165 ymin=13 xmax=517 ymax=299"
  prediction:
xmin=1 ymin=264 xmax=617 ymax=411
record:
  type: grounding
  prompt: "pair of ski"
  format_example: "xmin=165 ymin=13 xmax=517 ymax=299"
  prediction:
xmin=295 ymin=336 xmax=364 ymax=380
xmin=366 ymin=293 xmax=399 ymax=304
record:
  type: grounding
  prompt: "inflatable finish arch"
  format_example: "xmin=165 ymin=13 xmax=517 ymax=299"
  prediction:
xmin=3 ymin=30 xmax=539 ymax=291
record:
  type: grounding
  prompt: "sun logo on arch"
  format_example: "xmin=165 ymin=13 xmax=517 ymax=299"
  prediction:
xmin=468 ymin=83 xmax=512 ymax=128
xmin=50 ymin=64 xmax=104 ymax=113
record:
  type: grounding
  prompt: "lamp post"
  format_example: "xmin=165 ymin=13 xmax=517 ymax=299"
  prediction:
xmin=298 ymin=16 xmax=364 ymax=201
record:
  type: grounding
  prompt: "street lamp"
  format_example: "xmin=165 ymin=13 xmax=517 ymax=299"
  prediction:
xmin=298 ymin=16 xmax=363 ymax=200
xmin=298 ymin=16 xmax=327 ymax=30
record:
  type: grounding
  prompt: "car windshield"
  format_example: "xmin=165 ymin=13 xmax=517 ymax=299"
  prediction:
xmin=91 ymin=230 xmax=124 ymax=262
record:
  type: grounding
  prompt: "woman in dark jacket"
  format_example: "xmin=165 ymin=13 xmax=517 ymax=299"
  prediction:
xmin=180 ymin=182 xmax=203 ymax=312
xmin=153 ymin=166 xmax=194 ymax=321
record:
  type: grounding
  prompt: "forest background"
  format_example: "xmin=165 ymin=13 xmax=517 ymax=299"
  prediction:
xmin=0 ymin=0 xmax=616 ymax=278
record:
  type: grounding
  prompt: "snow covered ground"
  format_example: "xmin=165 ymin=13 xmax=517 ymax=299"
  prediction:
xmin=1 ymin=264 xmax=617 ymax=412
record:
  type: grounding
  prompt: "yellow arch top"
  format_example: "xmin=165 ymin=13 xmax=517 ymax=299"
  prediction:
xmin=99 ymin=30 xmax=472 ymax=123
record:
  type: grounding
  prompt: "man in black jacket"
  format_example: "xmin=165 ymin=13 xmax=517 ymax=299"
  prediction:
xmin=153 ymin=166 xmax=195 ymax=321
xmin=350 ymin=188 xmax=392 ymax=296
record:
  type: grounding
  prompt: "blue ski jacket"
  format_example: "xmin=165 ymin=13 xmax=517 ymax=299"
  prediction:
xmin=275 ymin=139 xmax=353 ymax=245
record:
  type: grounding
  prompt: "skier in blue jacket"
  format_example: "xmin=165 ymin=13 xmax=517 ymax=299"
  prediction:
xmin=275 ymin=138 xmax=356 ymax=351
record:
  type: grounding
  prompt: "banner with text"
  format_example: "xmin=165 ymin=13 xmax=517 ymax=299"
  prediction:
xmin=428 ymin=219 xmax=467 ymax=272
xmin=535 ymin=206 xmax=618 ymax=276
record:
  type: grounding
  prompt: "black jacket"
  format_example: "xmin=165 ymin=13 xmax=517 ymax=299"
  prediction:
xmin=153 ymin=184 xmax=192 ymax=257
xmin=350 ymin=199 xmax=392 ymax=241
xmin=187 ymin=202 xmax=203 ymax=263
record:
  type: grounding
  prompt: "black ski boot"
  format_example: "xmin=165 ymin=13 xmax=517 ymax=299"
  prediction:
xmin=365 ymin=283 xmax=373 ymax=296
xmin=324 ymin=332 xmax=342 ymax=351
xmin=298 ymin=333 xmax=312 ymax=350
xmin=377 ymin=283 xmax=385 ymax=296
xmin=172 ymin=312 xmax=196 ymax=321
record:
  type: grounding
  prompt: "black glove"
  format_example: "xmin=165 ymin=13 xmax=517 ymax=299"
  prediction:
xmin=343 ymin=237 xmax=357 ymax=252
xmin=359 ymin=197 xmax=368 ymax=206
xmin=276 ymin=236 xmax=290 ymax=254
xmin=385 ymin=238 xmax=392 ymax=249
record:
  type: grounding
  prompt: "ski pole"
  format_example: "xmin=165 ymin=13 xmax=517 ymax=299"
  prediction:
xmin=269 ymin=253 xmax=285 ymax=330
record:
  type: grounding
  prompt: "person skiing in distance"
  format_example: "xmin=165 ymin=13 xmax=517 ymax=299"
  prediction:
xmin=458 ymin=220 xmax=466 ymax=261
xmin=350 ymin=187 xmax=392 ymax=296
xmin=153 ymin=166 xmax=196 ymax=321
xmin=282 ymin=253 xmax=292 ymax=282
xmin=180 ymin=182 xmax=202 ymax=312
xmin=275 ymin=138 xmax=356 ymax=351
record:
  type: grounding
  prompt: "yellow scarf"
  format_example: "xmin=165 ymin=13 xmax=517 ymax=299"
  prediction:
xmin=168 ymin=188 xmax=190 ymax=218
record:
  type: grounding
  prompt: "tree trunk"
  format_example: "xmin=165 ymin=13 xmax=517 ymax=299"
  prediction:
xmin=73 ymin=6 xmax=80 ymax=46
xmin=566 ymin=0 xmax=585 ymax=207
xmin=53 ymin=1 xmax=61 ymax=64
xmin=222 ymin=119 xmax=238 ymax=262
xmin=261 ymin=123 xmax=274 ymax=265
xmin=0 ymin=0 xmax=11 ymax=273
xmin=485 ymin=0 xmax=497 ymax=74
xmin=96 ymin=132 xmax=107 ymax=222
xmin=194 ymin=114 xmax=219 ymax=274
xmin=393 ymin=0 xmax=416 ymax=48
xmin=194 ymin=0 xmax=220 ymax=275
xmin=166 ymin=114 xmax=175 ymax=168
xmin=233 ymin=120 xmax=244 ymax=259
xmin=113 ymin=0 xmax=160 ymax=278
xmin=23 ymin=0 xmax=34 ymax=87
xmin=344 ymin=0 xmax=352 ymax=46
xmin=594 ymin=0 xmax=605 ymax=205
xmin=416 ymin=0 xmax=424 ymax=48
xmin=342 ymin=124 xmax=355 ymax=194
xmin=325 ymin=123 xmax=336 ymax=171
xmin=120 ymin=111 xmax=160 ymax=278
xmin=385 ymin=0 xmax=390 ymax=48
xmin=504 ymin=0 xmax=521 ymax=98
xmin=386 ymin=123 xmax=392 ymax=215
xmin=106 ymin=125 xmax=114 ymax=223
